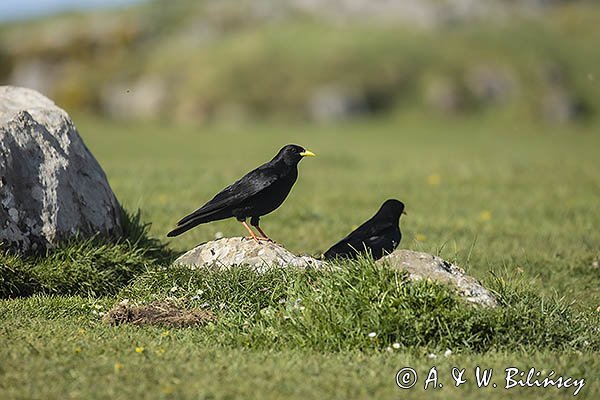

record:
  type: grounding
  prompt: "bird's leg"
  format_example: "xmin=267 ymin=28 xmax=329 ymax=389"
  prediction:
xmin=250 ymin=217 xmax=274 ymax=242
xmin=240 ymin=220 xmax=261 ymax=244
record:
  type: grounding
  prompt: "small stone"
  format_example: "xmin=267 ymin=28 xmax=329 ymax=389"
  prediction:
xmin=173 ymin=237 xmax=326 ymax=272
xmin=378 ymin=249 xmax=497 ymax=307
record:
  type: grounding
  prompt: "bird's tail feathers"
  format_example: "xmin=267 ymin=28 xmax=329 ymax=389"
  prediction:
xmin=167 ymin=208 xmax=232 ymax=237
xmin=167 ymin=222 xmax=194 ymax=237
xmin=176 ymin=204 xmax=225 ymax=226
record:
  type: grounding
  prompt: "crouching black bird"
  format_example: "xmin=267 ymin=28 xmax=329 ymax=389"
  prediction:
xmin=323 ymin=199 xmax=406 ymax=261
xmin=167 ymin=144 xmax=316 ymax=242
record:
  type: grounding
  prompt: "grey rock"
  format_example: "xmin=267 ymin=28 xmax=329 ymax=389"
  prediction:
xmin=423 ymin=76 xmax=465 ymax=113
xmin=0 ymin=86 xmax=122 ymax=252
xmin=287 ymin=0 xmax=529 ymax=28
xmin=306 ymin=86 xmax=366 ymax=122
xmin=540 ymin=88 xmax=583 ymax=123
xmin=378 ymin=249 xmax=498 ymax=307
xmin=465 ymin=64 xmax=517 ymax=104
xmin=173 ymin=237 xmax=326 ymax=272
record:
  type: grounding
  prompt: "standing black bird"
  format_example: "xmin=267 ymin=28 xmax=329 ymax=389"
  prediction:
xmin=323 ymin=199 xmax=406 ymax=261
xmin=167 ymin=144 xmax=315 ymax=241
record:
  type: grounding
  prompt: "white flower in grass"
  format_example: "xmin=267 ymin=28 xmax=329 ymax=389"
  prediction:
xmin=444 ymin=349 xmax=452 ymax=357
xmin=368 ymin=332 xmax=377 ymax=339
xmin=385 ymin=347 xmax=393 ymax=352
xmin=392 ymin=343 xmax=401 ymax=349
xmin=427 ymin=353 xmax=437 ymax=359
xmin=169 ymin=286 xmax=179 ymax=293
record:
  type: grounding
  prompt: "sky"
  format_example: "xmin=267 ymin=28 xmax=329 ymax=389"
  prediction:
xmin=0 ymin=0 xmax=145 ymax=22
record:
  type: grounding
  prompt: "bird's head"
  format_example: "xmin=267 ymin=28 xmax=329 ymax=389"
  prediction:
xmin=378 ymin=199 xmax=407 ymax=221
xmin=276 ymin=144 xmax=316 ymax=165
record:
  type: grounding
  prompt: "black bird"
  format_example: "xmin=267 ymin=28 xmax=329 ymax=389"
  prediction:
xmin=167 ymin=144 xmax=315 ymax=241
xmin=323 ymin=199 xmax=406 ymax=261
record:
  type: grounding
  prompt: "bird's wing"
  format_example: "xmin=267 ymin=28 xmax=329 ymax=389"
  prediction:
xmin=176 ymin=164 xmax=281 ymax=226
xmin=326 ymin=219 xmax=396 ymax=256
xmin=342 ymin=220 xmax=396 ymax=249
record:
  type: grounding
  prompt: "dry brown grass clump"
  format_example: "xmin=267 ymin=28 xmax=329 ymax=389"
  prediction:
xmin=103 ymin=300 xmax=216 ymax=327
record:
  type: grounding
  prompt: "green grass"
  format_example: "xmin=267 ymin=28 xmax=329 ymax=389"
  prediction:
xmin=117 ymin=262 xmax=598 ymax=353
xmin=1 ymin=113 xmax=600 ymax=398
xmin=0 ymin=211 xmax=172 ymax=298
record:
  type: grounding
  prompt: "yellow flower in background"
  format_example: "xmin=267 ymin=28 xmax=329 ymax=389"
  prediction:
xmin=480 ymin=210 xmax=492 ymax=221
xmin=415 ymin=234 xmax=427 ymax=242
xmin=427 ymin=173 xmax=441 ymax=186
xmin=114 ymin=362 xmax=123 ymax=373
xmin=160 ymin=385 xmax=174 ymax=395
xmin=135 ymin=346 xmax=145 ymax=354
xmin=74 ymin=346 xmax=81 ymax=353
xmin=155 ymin=347 xmax=166 ymax=356
xmin=161 ymin=330 xmax=170 ymax=337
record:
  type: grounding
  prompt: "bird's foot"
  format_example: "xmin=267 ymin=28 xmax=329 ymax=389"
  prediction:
xmin=243 ymin=236 xmax=276 ymax=244
xmin=244 ymin=236 xmax=260 ymax=244
xmin=256 ymin=236 xmax=277 ymax=244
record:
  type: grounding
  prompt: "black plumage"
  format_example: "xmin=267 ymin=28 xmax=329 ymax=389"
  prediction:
xmin=167 ymin=144 xmax=315 ymax=241
xmin=323 ymin=199 xmax=406 ymax=261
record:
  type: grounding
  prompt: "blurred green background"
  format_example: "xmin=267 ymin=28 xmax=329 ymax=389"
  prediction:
xmin=1 ymin=0 xmax=599 ymax=125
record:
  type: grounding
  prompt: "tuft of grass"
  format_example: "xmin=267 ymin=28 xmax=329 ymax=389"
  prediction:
xmin=117 ymin=261 xmax=600 ymax=353
xmin=0 ymin=209 xmax=173 ymax=298
xmin=0 ymin=257 xmax=41 ymax=298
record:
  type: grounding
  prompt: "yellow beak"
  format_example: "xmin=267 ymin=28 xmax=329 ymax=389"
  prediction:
xmin=300 ymin=150 xmax=316 ymax=157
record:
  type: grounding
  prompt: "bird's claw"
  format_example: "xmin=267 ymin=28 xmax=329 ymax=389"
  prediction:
xmin=244 ymin=236 xmax=276 ymax=244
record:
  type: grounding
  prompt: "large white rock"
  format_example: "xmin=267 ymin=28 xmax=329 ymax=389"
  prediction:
xmin=0 ymin=86 xmax=122 ymax=252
